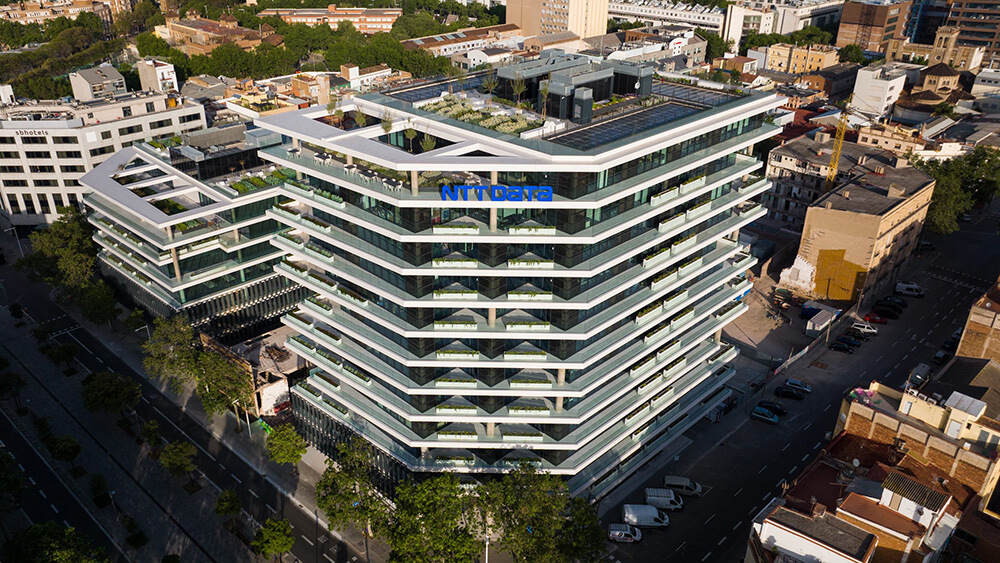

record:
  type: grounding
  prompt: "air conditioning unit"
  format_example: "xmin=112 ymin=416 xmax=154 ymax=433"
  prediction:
xmin=907 ymin=388 xmax=919 ymax=397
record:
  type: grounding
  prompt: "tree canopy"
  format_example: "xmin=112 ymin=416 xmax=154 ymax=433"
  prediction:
xmin=913 ymin=147 xmax=1000 ymax=233
xmin=838 ymin=44 xmax=866 ymax=64
xmin=316 ymin=437 xmax=389 ymax=534
xmin=696 ymin=28 xmax=733 ymax=60
xmin=214 ymin=488 xmax=242 ymax=518
xmin=266 ymin=424 xmax=308 ymax=466
xmin=17 ymin=206 xmax=95 ymax=292
xmin=387 ymin=474 xmax=483 ymax=563
xmin=159 ymin=441 xmax=197 ymax=477
xmin=251 ymin=518 xmax=295 ymax=558
xmin=81 ymin=371 xmax=142 ymax=421
xmin=2 ymin=522 xmax=108 ymax=563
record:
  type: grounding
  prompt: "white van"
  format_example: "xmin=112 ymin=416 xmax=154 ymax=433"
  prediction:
xmin=645 ymin=488 xmax=684 ymax=511
xmin=622 ymin=504 xmax=670 ymax=528
xmin=895 ymin=282 xmax=925 ymax=298
xmin=662 ymin=476 xmax=704 ymax=496
xmin=850 ymin=322 xmax=878 ymax=335
xmin=608 ymin=523 xmax=642 ymax=543
xmin=908 ymin=363 xmax=932 ymax=387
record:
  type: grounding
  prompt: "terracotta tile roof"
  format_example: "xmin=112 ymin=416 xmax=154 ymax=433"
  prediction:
xmin=839 ymin=493 xmax=926 ymax=538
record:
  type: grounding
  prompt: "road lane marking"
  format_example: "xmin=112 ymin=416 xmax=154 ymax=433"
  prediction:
xmin=231 ymin=474 xmax=242 ymax=484
xmin=151 ymin=406 xmax=217 ymax=461
xmin=903 ymin=354 xmax=908 ymax=360
xmin=781 ymin=443 xmax=789 ymax=451
xmin=911 ymin=346 xmax=917 ymax=352
xmin=748 ymin=505 xmax=758 ymax=516
xmin=249 ymin=489 xmax=259 ymax=499
xmin=803 ymin=423 xmax=811 ymax=431
xmin=267 ymin=504 xmax=276 ymax=513
xmin=824 ymin=405 xmax=831 ymax=412
xmin=701 ymin=553 xmax=712 ymax=562
xmin=776 ymin=479 xmax=785 ymax=489
xmin=17 ymin=464 xmax=24 ymax=471
xmin=39 ymin=490 xmax=46 ymax=499
xmin=758 ymin=465 xmax=767 ymax=473
xmin=732 ymin=521 xmax=742 ymax=531
xmin=63 ymin=520 xmax=70 ymax=528
xmin=302 ymin=535 xmax=314 ymax=546
xmin=893 ymin=363 xmax=900 ymax=369
xmin=762 ymin=492 xmax=771 ymax=502
xmin=814 ymin=441 xmax=822 ymax=449
xmin=675 ymin=542 xmax=687 ymax=553
xmin=789 ymin=465 xmax=798 ymax=475
xmin=705 ymin=514 xmax=715 ymax=524
xmin=96 ymin=356 xmax=104 ymax=363
xmin=876 ymin=355 xmax=883 ymax=362
xmin=140 ymin=396 xmax=149 ymax=404
xmin=324 ymin=555 xmax=334 ymax=563
xmin=717 ymin=537 xmax=727 ymax=546
xmin=802 ymin=454 xmax=809 ymax=461
xmin=734 ymin=488 xmax=743 ymax=496
xmin=66 ymin=332 xmax=92 ymax=354
xmin=50 ymin=504 xmax=58 ymax=514
xmin=28 ymin=477 xmax=35 ymax=485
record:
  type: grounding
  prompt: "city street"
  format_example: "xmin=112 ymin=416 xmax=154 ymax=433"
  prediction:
xmin=0 ymin=253 xmax=361 ymax=562
xmin=601 ymin=212 xmax=999 ymax=562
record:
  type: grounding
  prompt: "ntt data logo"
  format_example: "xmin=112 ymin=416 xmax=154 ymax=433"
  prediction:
xmin=440 ymin=185 xmax=554 ymax=202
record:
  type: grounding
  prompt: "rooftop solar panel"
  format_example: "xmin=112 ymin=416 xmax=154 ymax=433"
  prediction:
xmin=388 ymin=74 xmax=488 ymax=103
xmin=548 ymin=101 xmax=701 ymax=150
xmin=652 ymin=82 xmax=737 ymax=106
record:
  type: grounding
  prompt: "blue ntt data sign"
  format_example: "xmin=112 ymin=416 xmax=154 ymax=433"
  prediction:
xmin=440 ymin=185 xmax=554 ymax=202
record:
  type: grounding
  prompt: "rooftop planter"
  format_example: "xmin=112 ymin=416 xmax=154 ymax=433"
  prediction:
xmin=635 ymin=302 xmax=663 ymax=326
xmin=434 ymin=320 xmax=478 ymax=330
xmin=285 ymin=182 xmax=313 ymax=198
xmin=436 ymin=404 xmax=476 ymax=414
xmin=432 ymin=258 xmax=478 ymax=268
xmin=307 ymin=296 xmax=332 ymax=310
xmin=434 ymin=377 xmax=477 ymax=388
xmin=502 ymin=433 xmax=544 ymax=442
xmin=643 ymin=247 xmax=670 ymax=269
xmin=437 ymin=430 xmax=478 ymax=440
xmin=685 ymin=199 xmax=713 ymax=219
xmin=289 ymin=334 xmax=316 ymax=351
xmin=308 ymin=272 xmax=337 ymax=291
xmin=656 ymin=339 xmax=681 ymax=361
xmin=662 ymin=356 xmax=687 ymax=379
xmin=300 ymin=383 xmax=321 ymax=398
xmin=433 ymin=289 xmax=478 ymax=299
xmin=434 ymin=456 xmax=475 ymax=464
xmin=508 ymin=405 xmax=550 ymax=415
xmin=507 ymin=290 xmax=552 ymax=301
xmin=664 ymin=289 xmax=688 ymax=310
xmin=644 ymin=323 xmax=670 ymax=345
xmin=343 ymin=364 xmax=371 ymax=384
xmin=672 ymin=232 xmax=697 ymax=253
xmin=508 ymin=259 xmax=554 ymax=269
xmin=630 ymin=353 xmax=656 ymax=376
xmin=509 ymin=225 xmax=556 ymax=235
xmin=504 ymin=350 xmax=547 ymax=360
xmin=509 ymin=378 xmax=552 ymax=388
xmin=632 ymin=421 xmax=654 ymax=441
xmin=437 ymin=349 xmax=480 ymax=360
xmin=650 ymin=267 xmax=678 ymax=291
xmin=432 ymin=224 xmax=480 ymax=235
xmin=624 ymin=402 xmax=651 ymax=425
xmin=315 ymin=326 xmax=341 ymax=343
xmin=714 ymin=301 xmax=743 ymax=319
xmin=659 ymin=212 xmax=685 ymax=233
xmin=316 ymin=348 xmax=341 ymax=364
xmin=505 ymin=321 xmax=550 ymax=332
xmin=278 ymin=232 xmax=304 ymax=247
xmin=274 ymin=205 xmax=301 ymax=218
xmin=651 ymin=187 xmax=678 ymax=207
xmin=302 ymin=214 xmax=332 ymax=233
xmin=336 ymin=286 xmax=368 ymax=307
xmin=710 ymin=344 xmax=734 ymax=363
xmin=670 ymin=306 xmax=695 ymax=329
xmin=678 ymin=256 xmax=703 ymax=277
xmin=740 ymin=203 xmax=762 ymax=217
xmin=287 ymin=311 xmax=311 ymax=326
xmin=305 ymin=243 xmax=334 ymax=260
xmin=316 ymin=190 xmax=345 ymax=209
xmin=324 ymin=398 xmax=349 ymax=416
xmin=679 ymin=175 xmax=706 ymax=194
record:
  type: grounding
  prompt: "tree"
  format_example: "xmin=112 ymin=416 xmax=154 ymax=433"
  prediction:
xmin=46 ymin=343 xmax=79 ymax=370
xmin=912 ymin=147 xmax=1000 ymax=233
xmin=316 ymin=437 xmax=389 ymax=535
xmin=214 ymin=488 xmax=241 ymax=519
xmin=192 ymin=348 xmax=252 ymax=418
xmin=123 ymin=308 xmax=147 ymax=335
xmin=387 ymin=474 xmax=484 ymax=563
xmin=556 ymin=497 xmax=605 ymax=562
xmin=511 ymin=73 xmax=526 ymax=107
xmin=480 ymin=465 xmax=574 ymax=563
xmin=159 ymin=441 xmax=197 ymax=478
xmin=251 ymin=518 xmax=295 ymax=559
xmin=354 ymin=111 xmax=368 ymax=128
xmin=481 ymin=70 xmax=498 ymax=108
xmin=142 ymin=315 xmax=198 ymax=391
xmin=789 ymin=25 xmax=833 ymax=46
xmin=266 ymin=424 xmax=308 ymax=466
xmin=141 ymin=420 xmax=161 ymax=447
xmin=0 ymin=452 xmax=24 ymax=539
xmin=17 ymin=206 xmax=95 ymax=293
xmin=81 ymin=371 xmax=142 ymax=422
xmin=380 ymin=109 xmax=394 ymax=136
xmin=0 ymin=370 xmax=26 ymax=411
xmin=48 ymin=435 xmax=82 ymax=469
xmin=2 ymin=522 xmax=107 ymax=563
xmin=838 ymin=44 xmax=866 ymax=64
xmin=539 ymin=83 xmax=550 ymax=119
xmin=696 ymin=28 xmax=733 ymax=60
xmin=404 ymin=126 xmax=418 ymax=151
xmin=78 ymin=280 xmax=121 ymax=326
xmin=420 ymin=132 xmax=437 ymax=153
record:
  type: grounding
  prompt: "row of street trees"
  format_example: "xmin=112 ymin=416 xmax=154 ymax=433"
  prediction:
xmin=913 ymin=146 xmax=1000 ymax=233
xmin=316 ymin=438 xmax=605 ymax=563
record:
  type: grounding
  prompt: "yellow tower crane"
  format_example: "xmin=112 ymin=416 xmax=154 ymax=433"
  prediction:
xmin=825 ymin=97 xmax=853 ymax=192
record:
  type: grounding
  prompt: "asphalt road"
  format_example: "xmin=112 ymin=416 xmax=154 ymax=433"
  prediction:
xmin=3 ymin=265 xmax=358 ymax=562
xmin=0 ymin=409 xmax=125 ymax=561
xmin=602 ymin=214 xmax=999 ymax=562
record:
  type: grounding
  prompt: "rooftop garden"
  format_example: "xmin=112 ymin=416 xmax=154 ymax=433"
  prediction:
xmin=148 ymin=136 xmax=182 ymax=150
xmin=419 ymin=95 xmax=542 ymax=136
xmin=152 ymin=198 xmax=187 ymax=216
xmin=230 ymin=167 xmax=298 ymax=195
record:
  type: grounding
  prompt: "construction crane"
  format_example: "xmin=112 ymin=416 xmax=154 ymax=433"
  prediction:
xmin=825 ymin=95 xmax=864 ymax=191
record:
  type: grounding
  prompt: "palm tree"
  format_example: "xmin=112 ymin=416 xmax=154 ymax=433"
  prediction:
xmin=482 ymin=70 xmax=498 ymax=108
xmin=420 ymin=131 xmax=437 ymax=153
xmin=511 ymin=73 xmax=527 ymax=109
xmin=539 ymin=83 xmax=550 ymax=118
xmin=380 ymin=109 xmax=393 ymax=136
xmin=354 ymin=111 xmax=368 ymax=128
xmin=404 ymin=126 xmax=418 ymax=152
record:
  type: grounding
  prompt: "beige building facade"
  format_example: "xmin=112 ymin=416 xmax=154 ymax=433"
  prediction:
xmin=957 ymin=282 xmax=1000 ymax=365
xmin=0 ymin=0 xmax=112 ymax=28
xmin=507 ymin=0 xmax=609 ymax=39
xmin=885 ymin=26 xmax=985 ymax=72
xmin=761 ymin=43 xmax=838 ymax=74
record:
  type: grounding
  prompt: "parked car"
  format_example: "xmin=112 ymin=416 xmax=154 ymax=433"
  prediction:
xmin=751 ymin=406 xmax=779 ymax=424
xmin=874 ymin=301 xmax=903 ymax=315
xmin=851 ymin=322 xmax=879 ymax=335
xmin=608 ymin=523 xmax=642 ymax=543
xmin=883 ymin=296 xmax=908 ymax=308
xmin=864 ymin=313 xmax=888 ymax=325
xmin=960 ymin=214 xmax=972 ymax=222
xmin=843 ymin=329 xmax=870 ymax=341
xmin=918 ymin=241 xmax=936 ymax=251
xmin=932 ymin=350 xmax=951 ymax=365
xmin=622 ymin=505 xmax=669 ymax=528
xmin=952 ymin=328 xmax=963 ymax=341
xmin=942 ymin=338 xmax=958 ymax=353
xmin=757 ymin=400 xmax=787 ymax=415
xmin=784 ymin=379 xmax=813 ymax=393
xmin=871 ymin=306 xmax=899 ymax=320
xmin=661 ymin=476 xmax=704 ymax=496
xmin=775 ymin=386 xmax=805 ymax=400
xmin=645 ymin=488 xmax=684 ymax=511
xmin=836 ymin=335 xmax=863 ymax=348
xmin=895 ymin=282 xmax=925 ymax=298
xmin=829 ymin=342 xmax=854 ymax=354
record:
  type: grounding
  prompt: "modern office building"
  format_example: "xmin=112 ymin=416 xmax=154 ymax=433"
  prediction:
xmin=945 ymin=0 xmax=1000 ymax=66
xmin=81 ymin=132 xmax=309 ymax=341
xmin=0 ymin=91 xmax=206 ymax=225
xmin=253 ymin=53 xmax=783 ymax=498
xmin=507 ymin=0 xmax=610 ymax=38
xmin=836 ymin=0 xmax=912 ymax=52
xmin=608 ymin=0 xmax=726 ymax=34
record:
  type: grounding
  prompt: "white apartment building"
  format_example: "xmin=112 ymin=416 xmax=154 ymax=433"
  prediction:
xmin=609 ymin=0 xmax=726 ymax=34
xmin=0 ymin=91 xmax=206 ymax=225
xmin=137 ymin=59 xmax=180 ymax=93
xmin=852 ymin=62 xmax=907 ymax=117
xmin=507 ymin=0 xmax=610 ymax=38
xmin=723 ymin=4 xmax=777 ymax=44
xmin=724 ymin=0 xmax=844 ymax=44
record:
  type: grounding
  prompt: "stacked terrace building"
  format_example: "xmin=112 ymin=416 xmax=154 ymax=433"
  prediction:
xmin=0 ymin=85 xmax=206 ymax=225
xmin=250 ymin=53 xmax=783 ymax=497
